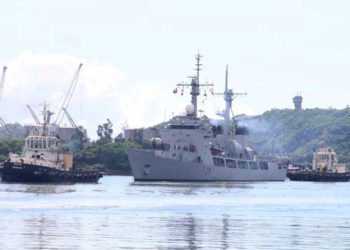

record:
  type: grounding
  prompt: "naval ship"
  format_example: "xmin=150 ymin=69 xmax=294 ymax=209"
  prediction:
xmin=0 ymin=103 xmax=103 ymax=183
xmin=127 ymin=55 xmax=288 ymax=181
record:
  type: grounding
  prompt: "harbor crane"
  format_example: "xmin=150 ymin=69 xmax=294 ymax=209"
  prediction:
xmin=62 ymin=107 xmax=89 ymax=143
xmin=54 ymin=63 xmax=83 ymax=125
xmin=0 ymin=66 xmax=12 ymax=136
xmin=26 ymin=104 xmax=41 ymax=125
xmin=0 ymin=117 xmax=11 ymax=135
xmin=0 ymin=66 xmax=7 ymax=101
xmin=62 ymin=107 xmax=77 ymax=129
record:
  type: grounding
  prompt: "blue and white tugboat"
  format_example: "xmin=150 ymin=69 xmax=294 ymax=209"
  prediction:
xmin=0 ymin=103 xmax=103 ymax=183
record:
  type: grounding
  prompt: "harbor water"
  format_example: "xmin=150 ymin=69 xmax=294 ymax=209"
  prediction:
xmin=0 ymin=176 xmax=350 ymax=249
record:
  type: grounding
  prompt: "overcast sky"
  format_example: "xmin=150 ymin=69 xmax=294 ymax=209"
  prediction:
xmin=1 ymin=0 xmax=350 ymax=138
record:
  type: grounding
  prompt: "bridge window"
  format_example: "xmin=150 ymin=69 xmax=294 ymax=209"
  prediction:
xmin=259 ymin=161 xmax=269 ymax=170
xmin=249 ymin=161 xmax=259 ymax=170
xmin=226 ymin=159 xmax=237 ymax=168
xmin=213 ymin=157 xmax=225 ymax=167
xmin=169 ymin=125 xmax=199 ymax=130
xmin=238 ymin=160 xmax=248 ymax=169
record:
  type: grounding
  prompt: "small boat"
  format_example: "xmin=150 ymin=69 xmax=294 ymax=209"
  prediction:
xmin=287 ymin=145 xmax=350 ymax=182
xmin=0 ymin=103 xmax=103 ymax=183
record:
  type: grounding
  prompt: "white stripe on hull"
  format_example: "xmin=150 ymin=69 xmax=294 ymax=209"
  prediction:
xmin=127 ymin=149 xmax=287 ymax=181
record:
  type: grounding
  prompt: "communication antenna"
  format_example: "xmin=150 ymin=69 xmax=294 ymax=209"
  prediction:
xmin=175 ymin=54 xmax=214 ymax=118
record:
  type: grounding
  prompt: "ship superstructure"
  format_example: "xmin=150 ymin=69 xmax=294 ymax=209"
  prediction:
xmin=127 ymin=55 xmax=288 ymax=181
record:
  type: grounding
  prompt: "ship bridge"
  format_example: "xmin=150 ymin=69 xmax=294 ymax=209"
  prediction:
xmin=25 ymin=135 xmax=59 ymax=150
xmin=167 ymin=115 xmax=211 ymax=131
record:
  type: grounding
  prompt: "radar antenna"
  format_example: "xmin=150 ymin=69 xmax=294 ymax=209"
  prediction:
xmin=175 ymin=54 xmax=214 ymax=118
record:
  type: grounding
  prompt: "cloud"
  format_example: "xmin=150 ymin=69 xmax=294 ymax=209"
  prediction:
xmin=0 ymin=51 xmax=122 ymax=137
xmin=0 ymin=50 xmax=189 ymax=139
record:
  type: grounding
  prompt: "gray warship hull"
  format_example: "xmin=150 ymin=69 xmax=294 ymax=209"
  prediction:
xmin=127 ymin=149 xmax=287 ymax=181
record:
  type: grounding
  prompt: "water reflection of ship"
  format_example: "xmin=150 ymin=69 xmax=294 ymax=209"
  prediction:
xmin=127 ymin=55 xmax=288 ymax=181
xmin=23 ymin=214 xmax=57 ymax=250
xmin=167 ymin=213 xmax=231 ymax=249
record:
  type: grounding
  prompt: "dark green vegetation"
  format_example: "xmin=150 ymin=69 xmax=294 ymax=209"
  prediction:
xmin=73 ymin=139 xmax=139 ymax=175
xmin=237 ymin=108 xmax=350 ymax=167
xmin=67 ymin=119 xmax=140 ymax=175
xmin=0 ymin=138 xmax=24 ymax=162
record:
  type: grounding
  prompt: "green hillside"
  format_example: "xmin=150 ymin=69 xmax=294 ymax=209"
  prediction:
xmin=237 ymin=108 xmax=350 ymax=166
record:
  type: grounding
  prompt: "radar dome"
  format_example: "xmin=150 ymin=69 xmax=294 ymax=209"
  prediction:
xmin=185 ymin=104 xmax=195 ymax=115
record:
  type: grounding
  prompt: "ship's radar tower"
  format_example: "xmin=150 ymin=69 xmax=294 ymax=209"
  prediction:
xmin=214 ymin=65 xmax=246 ymax=138
xmin=293 ymin=93 xmax=303 ymax=111
xmin=175 ymin=54 xmax=214 ymax=118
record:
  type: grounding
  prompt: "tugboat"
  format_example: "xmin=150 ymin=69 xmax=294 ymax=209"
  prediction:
xmin=127 ymin=55 xmax=288 ymax=181
xmin=0 ymin=103 xmax=103 ymax=183
xmin=287 ymin=142 xmax=350 ymax=182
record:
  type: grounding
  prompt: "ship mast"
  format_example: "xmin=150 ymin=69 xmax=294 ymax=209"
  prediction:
xmin=40 ymin=102 xmax=54 ymax=136
xmin=176 ymin=54 xmax=214 ymax=118
xmin=224 ymin=65 xmax=232 ymax=138
xmin=191 ymin=54 xmax=202 ymax=117
xmin=214 ymin=65 xmax=246 ymax=138
xmin=41 ymin=102 xmax=48 ymax=136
